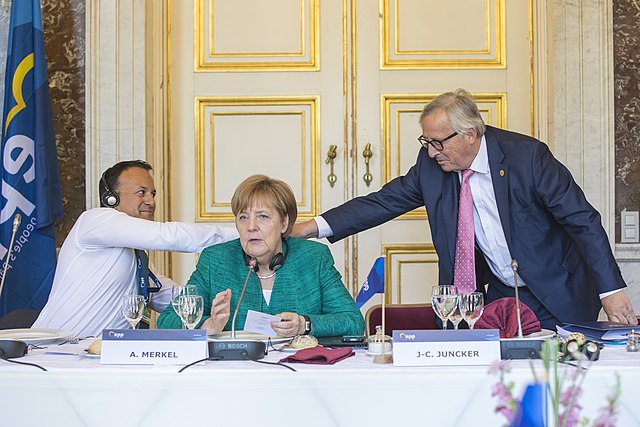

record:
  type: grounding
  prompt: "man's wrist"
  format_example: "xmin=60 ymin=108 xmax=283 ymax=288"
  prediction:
xmin=599 ymin=288 xmax=623 ymax=299
xmin=314 ymin=216 xmax=334 ymax=239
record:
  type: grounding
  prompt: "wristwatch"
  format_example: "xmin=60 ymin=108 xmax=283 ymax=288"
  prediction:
xmin=302 ymin=315 xmax=312 ymax=335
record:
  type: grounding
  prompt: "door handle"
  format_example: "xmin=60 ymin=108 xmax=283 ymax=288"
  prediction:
xmin=362 ymin=143 xmax=373 ymax=187
xmin=325 ymin=145 xmax=338 ymax=187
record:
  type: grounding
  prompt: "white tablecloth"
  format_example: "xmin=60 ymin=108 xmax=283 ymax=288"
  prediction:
xmin=1 ymin=340 xmax=639 ymax=426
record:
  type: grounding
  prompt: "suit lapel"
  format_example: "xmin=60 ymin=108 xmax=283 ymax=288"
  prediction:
xmin=485 ymin=131 xmax=512 ymax=248
xmin=442 ymin=171 xmax=460 ymax=271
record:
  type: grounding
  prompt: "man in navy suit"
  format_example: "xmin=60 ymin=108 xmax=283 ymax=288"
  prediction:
xmin=293 ymin=89 xmax=636 ymax=329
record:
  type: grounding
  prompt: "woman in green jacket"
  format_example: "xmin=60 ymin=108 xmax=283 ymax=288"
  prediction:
xmin=157 ymin=174 xmax=364 ymax=337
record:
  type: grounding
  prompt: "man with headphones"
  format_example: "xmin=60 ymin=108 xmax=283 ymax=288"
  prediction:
xmin=32 ymin=160 xmax=238 ymax=337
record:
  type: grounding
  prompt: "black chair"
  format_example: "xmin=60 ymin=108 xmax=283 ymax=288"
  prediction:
xmin=0 ymin=309 xmax=41 ymax=329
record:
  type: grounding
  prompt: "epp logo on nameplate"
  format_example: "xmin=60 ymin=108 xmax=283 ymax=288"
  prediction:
xmin=101 ymin=329 xmax=208 ymax=365
xmin=392 ymin=329 xmax=501 ymax=367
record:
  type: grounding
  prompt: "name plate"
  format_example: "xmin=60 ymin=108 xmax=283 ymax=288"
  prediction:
xmin=101 ymin=329 xmax=208 ymax=365
xmin=392 ymin=329 xmax=500 ymax=367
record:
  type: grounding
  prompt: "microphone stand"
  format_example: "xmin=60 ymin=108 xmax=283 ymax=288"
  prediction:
xmin=0 ymin=214 xmax=22 ymax=300
xmin=231 ymin=258 xmax=256 ymax=339
xmin=499 ymin=259 xmax=544 ymax=359
xmin=0 ymin=215 xmax=30 ymax=362
xmin=208 ymin=257 xmax=266 ymax=360
xmin=511 ymin=260 xmax=524 ymax=339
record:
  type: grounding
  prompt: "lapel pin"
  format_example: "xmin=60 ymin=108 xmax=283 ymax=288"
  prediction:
xmin=499 ymin=169 xmax=505 ymax=177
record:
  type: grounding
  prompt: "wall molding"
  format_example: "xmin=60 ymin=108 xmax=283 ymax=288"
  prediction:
xmin=85 ymin=0 xmax=169 ymax=273
xmin=551 ymin=0 xmax=615 ymax=245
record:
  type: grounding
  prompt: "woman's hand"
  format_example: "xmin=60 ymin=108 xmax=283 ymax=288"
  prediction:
xmin=199 ymin=289 xmax=232 ymax=334
xmin=271 ymin=312 xmax=305 ymax=337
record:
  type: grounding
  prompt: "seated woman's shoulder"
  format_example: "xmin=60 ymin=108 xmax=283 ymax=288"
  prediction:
xmin=201 ymin=238 xmax=242 ymax=257
xmin=287 ymin=237 xmax=331 ymax=255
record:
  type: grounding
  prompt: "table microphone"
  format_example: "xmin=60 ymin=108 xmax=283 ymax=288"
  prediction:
xmin=0 ymin=214 xmax=22 ymax=299
xmin=499 ymin=259 xmax=543 ymax=360
xmin=208 ymin=257 xmax=266 ymax=360
xmin=231 ymin=257 xmax=256 ymax=338
xmin=511 ymin=260 xmax=524 ymax=339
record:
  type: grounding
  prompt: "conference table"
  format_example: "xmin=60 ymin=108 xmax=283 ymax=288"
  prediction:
xmin=1 ymin=339 xmax=639 ymax=426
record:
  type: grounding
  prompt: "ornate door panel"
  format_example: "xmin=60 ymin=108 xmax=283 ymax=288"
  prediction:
xmin=170 ymin=0 xmax=348 ymax=283
xmin=168 ymin=0 xmax=533 ymax=312
xmin=351 ymin=0 xmax=532 ymax=311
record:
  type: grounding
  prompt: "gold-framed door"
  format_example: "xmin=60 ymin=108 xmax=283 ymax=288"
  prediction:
xmin=167 ymin=0 xmax=535 ymax=313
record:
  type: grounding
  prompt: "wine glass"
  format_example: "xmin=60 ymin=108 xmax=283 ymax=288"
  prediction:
xmin=459 ymin=292 xmax=484 ymax=329
xmin=177 ymin=295 xmax=204 ymax=330
xmin=431 ymin=285 xmax=459 ymax=330
xmin=449 ymin=306 xmax=464 ymax=330
xmin=122 ymin=295 xmax=146 ymax=329
xmin=172 ymin=285 xmax=197 ymax=328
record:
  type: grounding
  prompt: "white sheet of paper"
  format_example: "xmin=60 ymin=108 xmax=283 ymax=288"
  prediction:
xmin=244 ymin=310 xmax=282 ymax=336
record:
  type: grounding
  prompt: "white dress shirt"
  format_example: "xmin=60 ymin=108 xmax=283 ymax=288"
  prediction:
xmin=465 ymin=136 xmax=525 ymax=288
xmin=33 ymin=208 xmax=238 ymax=337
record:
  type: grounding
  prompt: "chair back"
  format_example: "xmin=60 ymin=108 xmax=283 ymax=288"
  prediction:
xmin=364 ymin=303 xmax=438 ymax=337
xmin=0 ymin=309 xmax=40 ymax=329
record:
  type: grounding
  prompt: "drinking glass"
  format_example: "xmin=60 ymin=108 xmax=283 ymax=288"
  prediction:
xmin=449 ymin=306 xmax=464 ymax=330
xmin=177 ymin=295 xmax=204 ymax=330
xmin=431 ymin=285 xmax=459 ymax=330
xmin=172 ymin=285 xmax=198 ymax=328
xmin=122 ymin=295 xmax=146 ymax=329
xmin=459 ymin=292 xmax=484 ymax=329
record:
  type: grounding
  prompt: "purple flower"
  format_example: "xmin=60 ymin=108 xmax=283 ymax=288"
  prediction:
xmin=593 ymin=412 xmax=616 ymax=427
xmin=488 ymin=359 xmax=511 ymax=375
xmin=497 ymin=405 xmax=515 ymax=421
xmin=560 ymin=385 xmax=583 ymax=406
xmin=488 ymin=355 xmax=620 ymax=427
xmin=491 ymin=382 xmax=509 ymax=397
xmin=559 ymin=403 xmax=583 ymax=427
xmin=593 ymin=374 xmax=621 ymax=427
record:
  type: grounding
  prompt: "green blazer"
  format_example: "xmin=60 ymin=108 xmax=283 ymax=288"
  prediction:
xmin=157 ymin=237 xmax=364 ymax=337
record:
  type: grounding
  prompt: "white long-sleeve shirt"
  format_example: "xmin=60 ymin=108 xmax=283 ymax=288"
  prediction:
xmin=32 ymin=208 xmax=238 ymax=337
xmin=465 ymin=136 xmax=525 ymax=287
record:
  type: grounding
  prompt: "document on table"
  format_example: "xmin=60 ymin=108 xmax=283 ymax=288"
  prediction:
xmin=244 ymin=310 xmax=282 ymax=336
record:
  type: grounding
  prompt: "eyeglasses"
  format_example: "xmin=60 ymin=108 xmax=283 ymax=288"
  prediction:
xmin=417 ymin=132 xmax=458 ymax=151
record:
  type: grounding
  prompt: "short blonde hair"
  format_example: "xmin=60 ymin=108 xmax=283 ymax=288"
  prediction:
xmin=420 ymin=88 xmax=486 ymax=137
xmin=231 ymin=174 xmax=297 ymax=238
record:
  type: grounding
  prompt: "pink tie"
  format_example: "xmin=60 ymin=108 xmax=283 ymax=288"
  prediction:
xmin=454 ymin=169 xmax=475 ymax=294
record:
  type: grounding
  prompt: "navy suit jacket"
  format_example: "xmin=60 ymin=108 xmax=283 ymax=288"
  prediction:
xmin=322 ymin=126 xmax=626 ymax=323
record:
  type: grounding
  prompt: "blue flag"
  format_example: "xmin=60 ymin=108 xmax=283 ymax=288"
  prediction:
xmin=355 ymin=257 xmax=385 ymax=309
xmin=0 ymin=0 xmax=63 ymax=316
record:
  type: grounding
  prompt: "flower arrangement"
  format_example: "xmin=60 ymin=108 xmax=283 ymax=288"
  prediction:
xmin=489 ymin=339 xmax=621 ymax=427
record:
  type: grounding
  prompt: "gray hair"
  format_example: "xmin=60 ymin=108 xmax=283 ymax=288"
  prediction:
xmin=419 ymin=89 xmax=486 ymax=137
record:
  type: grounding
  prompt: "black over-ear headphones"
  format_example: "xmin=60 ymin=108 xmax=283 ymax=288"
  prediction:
xmin=99 ymin=160 xmax=153 ymax=208
xmin=100 ymin=172 xmax=120 ymax=208
xmin=243 ymin=239 xmax=289 ymax=272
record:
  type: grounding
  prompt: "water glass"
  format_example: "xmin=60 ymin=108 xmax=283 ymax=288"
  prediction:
xmin=122 ymin=294 xmax=146 ymax=329
xmin=177 ymin=295 xmax=204 ymax=330
xmin=449 ymin=306 xmax=464 ymax=330
xmin=459 ymin=292 xmax=484 ymax=329
xmin=172 ymin=285 xmax=198 ymax=327
xmin=431 ymin=285 xmax=459 ymax=330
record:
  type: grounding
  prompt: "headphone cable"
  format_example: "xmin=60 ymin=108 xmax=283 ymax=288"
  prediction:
xmin=1 ymin=357 xmax=47 ymax=371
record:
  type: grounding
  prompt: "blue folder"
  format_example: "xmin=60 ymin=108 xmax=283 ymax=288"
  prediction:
xmin=562 ymin=321 xmax=636 ymax=341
